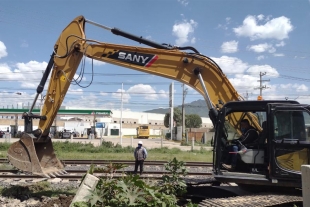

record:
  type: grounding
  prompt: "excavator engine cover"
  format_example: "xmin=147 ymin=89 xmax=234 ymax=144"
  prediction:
xmin=7 ymin=133 xmax=65 ymax=178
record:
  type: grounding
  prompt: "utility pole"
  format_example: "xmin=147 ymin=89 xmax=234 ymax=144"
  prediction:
xmin=244 ymin=91 xmax=252 ymax=100
xmin=120 ymin=83 xmax=123 ymax=146
xmin=182 ymin=84 xmax=188 ymax=138
xmin=244 ymin=91 xmax=249 ymax=100
xmin=255 ymin=72 xmax=270 ymax=125
xmin=169 ymin=82 xmax=174 ymax=140
xmin=255 ymin=72 xmax=270 ymax=100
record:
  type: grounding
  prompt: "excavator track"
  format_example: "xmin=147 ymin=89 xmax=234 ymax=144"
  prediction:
xmin=199 ymin=194 xmax=302 ymax=207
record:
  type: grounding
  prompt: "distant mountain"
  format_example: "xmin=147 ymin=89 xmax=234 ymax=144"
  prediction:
xmin=144 ymin=99 xmax=209 ymax=117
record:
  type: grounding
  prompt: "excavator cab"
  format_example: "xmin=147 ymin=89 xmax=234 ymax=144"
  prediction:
xmin=213 ymin=100 xmax=310 ymax=189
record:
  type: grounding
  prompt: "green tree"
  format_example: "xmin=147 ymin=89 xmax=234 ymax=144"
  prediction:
xmin=185 ymin=114 xmax=202 ymax=129
xmin=164 ymin=108 xmax=182 ymax=128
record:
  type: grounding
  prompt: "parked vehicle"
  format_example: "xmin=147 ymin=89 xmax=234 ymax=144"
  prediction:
xmin=0 ymin=131 xmax=4 ymax=138
xmin=72 ymin=131 xmax=80 ymax=137
xmin=61 ymin=130 xmax=71 ymax=139
xmin=136 ymin=125 xmax=150 ymax=139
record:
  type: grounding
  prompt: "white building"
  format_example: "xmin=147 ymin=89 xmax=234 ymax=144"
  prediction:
xmin=0 ymin=108 xmax=213 ymax=137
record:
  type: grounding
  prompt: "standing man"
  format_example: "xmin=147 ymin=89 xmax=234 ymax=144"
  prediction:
xmin=133 ymin=141 xmax=147 ymax=175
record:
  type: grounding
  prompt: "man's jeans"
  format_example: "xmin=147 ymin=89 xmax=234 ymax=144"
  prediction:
xmin=134 ymin=160 xmax=144 ymax=175
xmin=226 ymin=145 xmax=238 ymax=167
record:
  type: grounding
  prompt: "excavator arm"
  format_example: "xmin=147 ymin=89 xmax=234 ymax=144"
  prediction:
xmin=7 ymin=16 xmax=260 ymax=177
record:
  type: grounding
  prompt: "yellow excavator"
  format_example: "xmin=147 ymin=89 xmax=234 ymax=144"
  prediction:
xmin=7 ymin=15 xmax=252 ymax=178
xmin=7 ymin=16 xmax=309 ymax=205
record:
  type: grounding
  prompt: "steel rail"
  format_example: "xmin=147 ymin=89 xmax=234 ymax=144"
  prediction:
xmin=0 ymin=170 xmax=212 ymax=179
xmin=0 ymin=158 xmax=213 ymax=167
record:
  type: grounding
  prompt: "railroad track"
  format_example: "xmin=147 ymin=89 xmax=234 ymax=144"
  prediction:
xmin=0 ymin=170 xmax=212 ymax=179
xmin=0 ymin=158 xmax=213 ymax=167
xmin=0 ymin=158 xmax=212 ymax=179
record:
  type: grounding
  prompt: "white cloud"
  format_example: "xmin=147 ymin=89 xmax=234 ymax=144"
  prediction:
xmin=20 ymin=82 xmax=36 ymax=89
xmin=257 ymin=55 xmax=265 ymax=60
xmin=233 ymin=15 xmax=293 ymax=40
xmin=294 ymin=84 xmax=308 ymax=92
xmin=172 ymin=19 xmax=198 ymax=46
xmin=158 ymin=89 xmax=169 ymax=98
xmin=190 ymin=37 xmax=196 ymax=44
xmin=177 ymin=0 xmax=189 ymax=6
xmin=15 ymin=61 xmax=47 ymax=73
xmin=229 ymin=74 xmax=259 ymax=92
xmin=257 ymin=14 xmax=264 ymax=21
xmin=112 ymin=89 xmax=131 ymax=103
xmin=217 ymin=17 xmax=231 ymax=30
xmin=0 ymin=91 xmax=33 ymax=109
xmin=86 ymin=57 xmax=106 ymax=66
xmin=275 ymin=41 xmax=285 ymax=47
xmin=100 ymin=92 xmax=108 ymax=96
xmin=127 ymin=84 xmax=158 ymax=100
xmin=68 ymin=88 xmax=83 ymax=95
xmin=247 ymin=43 xmax=276 ymax=53
xmin=212 ymin=56 xmax=282 ymax=100
xmin=279 ymin=83 xmax=308 ymax=92
xmin=0 ymin=63 xmax=21 ymax=81
xmin=0 ymin=41 xmax=8 ymax=59
xmin=279 ymin=83 xmax=292 ymax=89
xmin=20 ymin=41 xmax=29 ymax=48
xmin=64 ymin=93 xmax=115 ymax=109
xmin=246 ymin=65 xmax=279 ymax=77
xmin=211 ymin=56 xmax=248 ymax=74
xmin=221 ymin=40 xmax=238 ymax=53
xmin=253 ymin=83 xmax=309 ymax=103
xmin=273 ymin=53 xmax=284 ymax=57
xmin=0 ymin=61 xmax=47 ymax=86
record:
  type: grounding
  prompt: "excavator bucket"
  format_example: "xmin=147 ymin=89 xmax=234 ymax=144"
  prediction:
xmin=7 ymin=133 xmax=66 ymax=178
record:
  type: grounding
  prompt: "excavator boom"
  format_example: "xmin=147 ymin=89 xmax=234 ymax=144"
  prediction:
xmin=7 ymin=15 xmax=260 ymax=177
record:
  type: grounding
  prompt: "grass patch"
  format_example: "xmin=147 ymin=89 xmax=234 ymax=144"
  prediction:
xmin=0 ymin=142 xmax=11 ymax=151
xmin=0 ymin=151 xmax=6 ymax=158
xmin=0 ymin=140 xmax=213 ymax=162
xmin=0 ymin=164 xmax=14 ymax=170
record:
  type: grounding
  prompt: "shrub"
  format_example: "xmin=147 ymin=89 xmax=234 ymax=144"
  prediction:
xmin=73 ymin=157 xmax=189 ymax=207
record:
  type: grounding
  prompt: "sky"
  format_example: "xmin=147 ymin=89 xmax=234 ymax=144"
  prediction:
xmin=0 ymin=0 xmax=310 ymax=113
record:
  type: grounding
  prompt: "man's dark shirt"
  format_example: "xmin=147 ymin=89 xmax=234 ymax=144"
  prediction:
xmin=238 ymin=126 xmax=258 ymax=145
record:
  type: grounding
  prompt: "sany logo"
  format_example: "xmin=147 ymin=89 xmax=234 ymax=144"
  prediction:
xmin=107 ymin=50 xmax=158 ymax=67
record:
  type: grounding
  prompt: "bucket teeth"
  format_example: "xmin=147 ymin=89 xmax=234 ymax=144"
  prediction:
xmin=54 ymin=172 xmax=61 ymax=176
xmin=43 ymin=174 xmax=51 ymax=179
xmin=48 ymin=173 xmax=56 ymax=178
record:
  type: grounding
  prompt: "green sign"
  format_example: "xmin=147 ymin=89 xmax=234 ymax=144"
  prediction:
xmin=0 ymin=109 xmax=113 ymax=116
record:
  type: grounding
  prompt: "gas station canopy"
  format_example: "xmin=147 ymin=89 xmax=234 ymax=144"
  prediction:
xmin=0 ymin=109 xmax=113 ymax=116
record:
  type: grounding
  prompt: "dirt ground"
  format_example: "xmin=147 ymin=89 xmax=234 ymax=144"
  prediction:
xmin=41 ymin=195 xmax=74 ymax=207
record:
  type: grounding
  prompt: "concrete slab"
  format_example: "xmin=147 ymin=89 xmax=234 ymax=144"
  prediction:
xmin=302 ymin=165 xmax=310 ymax=207
xmin=69 ymin=173 xmax=99 ymax=207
